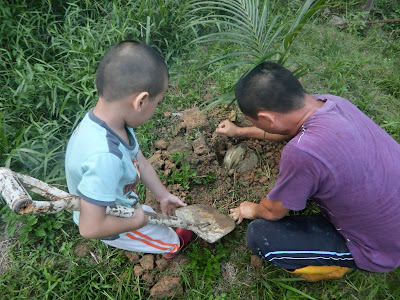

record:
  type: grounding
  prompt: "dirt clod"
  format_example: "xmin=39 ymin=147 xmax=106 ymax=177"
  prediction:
xmin=154 ymin=139 xmax=170 ymax=150
xmin=141 ymin=272 xmax=155 ymax=286
xmin=148 ymin=153 xmax=165 ymax=170
xmin=193 ymin=135 xmax=210 ymax=155
xmin=250 ymin=255 xmax=264 ymax=268
xmin=150 ymin=275 xmax=183 ymax=299
xmin=134 ymin=265 xmax=144 ymax=277
xmin=179 ymin=107 xmax=209 ymax=132
xmin=74 ymin=241 xmax=91 ymax=258
xmin=156 ymin=257 xmax=169 ymax=271
xmin=125 ymin=251 xmax=141 ymax=263
xmin=167 ymin=138 xmax=192 ymax=154
xmin=139 ymin=254 xmax=154 ymax=271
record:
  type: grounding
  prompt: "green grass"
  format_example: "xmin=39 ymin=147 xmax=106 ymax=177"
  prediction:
xmin=1 ymin=0 xmax=400 ymax=299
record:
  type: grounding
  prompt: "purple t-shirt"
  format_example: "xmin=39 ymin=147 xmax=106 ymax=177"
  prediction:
xmin=268 ymin=94 xmax=400 ymax=272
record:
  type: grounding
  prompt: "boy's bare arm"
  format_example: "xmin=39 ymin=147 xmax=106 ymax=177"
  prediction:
xmin=138 ymin=150 xmax=186 ymax=216
xmin=78 ymin=199 xmax=148 ymax=239
xmin=216 ymin=119 xmax=291 ymax=142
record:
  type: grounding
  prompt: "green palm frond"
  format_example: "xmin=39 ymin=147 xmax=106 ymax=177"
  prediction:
xmin=279 ymin=0 xmax=330 ymax=65
xmin=188 ymin=0 xmax=283 ymax=74
xmin=187 ymin=0 xmax=329 ymax=108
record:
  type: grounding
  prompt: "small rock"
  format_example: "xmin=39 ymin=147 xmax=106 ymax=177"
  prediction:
xmin=156 ymin=258 xmax=169 ymax=271
xmin=228 ymin=110 xmax=236 ymax=121
xmin=223 ymin=145 xmax=245 ymax=170
xmin=125 ymin=251 xmax=141 ymax=263
xmin=154 ymin=140 xmax=170 ymax=150
xmin=237 ymin=151 xmax=258 ymax=173
xmin=150 ymin=276 xmax=182 ymax=299
xmin=134 ymin=265 xmax=144 ymax=277
xmin=259 ymin=176 xmax=268 ymax=183
xmin=329 ymin=15 xmax=344 ymax=27
xmin=193 ymin=136 xmax=209 ymax=155
xmin=223 ymin=145 xmax=259 ymax=173
xmin=140 ymin=254 xmax=154 ymax=271
xmin=250 ymin=255 xmax=264 ymax=268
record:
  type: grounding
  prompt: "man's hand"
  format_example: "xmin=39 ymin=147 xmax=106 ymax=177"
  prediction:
xmin=229 ymin=201 xmax=258 ymax=224
xmin=216 ymin=120 xmax=240 ymax=137
xmin=159 ymin=193 xmax=187 ymax=216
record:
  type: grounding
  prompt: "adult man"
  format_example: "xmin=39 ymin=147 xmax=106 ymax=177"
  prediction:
xmin=219 ymin=61 xmax=400 ymax=281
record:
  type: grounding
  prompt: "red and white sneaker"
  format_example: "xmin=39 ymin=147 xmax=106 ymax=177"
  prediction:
xmin=162 ymin=228 xmax=193 ymax=259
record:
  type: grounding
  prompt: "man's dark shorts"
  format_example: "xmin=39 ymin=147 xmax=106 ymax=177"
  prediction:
xmin=246 ymin=213 xmax=358 ymax=270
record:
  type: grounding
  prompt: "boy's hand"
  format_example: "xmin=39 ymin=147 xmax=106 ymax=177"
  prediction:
xmin=216 ymin=120 xmax=240 ymax=137
xmin=133 ymin=204 xmax=148 ymax=227
xmin=229 ymin=201 xmax=258 ymax=224
xmin=159 ymin=194 xmax=187 ymax=216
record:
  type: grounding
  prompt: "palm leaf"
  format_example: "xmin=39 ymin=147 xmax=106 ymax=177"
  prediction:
xmin=201 ymin=91 xmax=236 ymax=110
xmin=187 ymin=0 xmax=330 ymax=107
xmin=279 ymin=0 xmax=329 ymax=64
xmin=188 ymin=0 xmax=277 ymax=61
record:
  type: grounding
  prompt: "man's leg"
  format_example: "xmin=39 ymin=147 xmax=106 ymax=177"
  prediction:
xmin=246 ymin=213 xmax=357 ymax=281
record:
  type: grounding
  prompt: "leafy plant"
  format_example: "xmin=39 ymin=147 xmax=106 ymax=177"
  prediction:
xmin=165 ymin=151 xmax=216 ymax=189
xmin=1 ymin=205 xmax=67 ymax=248
xmin=186 ymin=0 xmax=329 ymax=107
xmin=185 ymin=243 xmax=232 ymax=283
xmin=345 ymin=10 xmax=370 ymax=35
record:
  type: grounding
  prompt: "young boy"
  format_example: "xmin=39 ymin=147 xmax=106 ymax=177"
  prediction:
xmin=65 ymin=40 xmax=192 ymax=258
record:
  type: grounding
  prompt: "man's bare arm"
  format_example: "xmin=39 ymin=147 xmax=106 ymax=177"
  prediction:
xmin=216 ymin=120 xmax=291 ymax=142
xmin=230 ymin=197 xmax=290 ymax=224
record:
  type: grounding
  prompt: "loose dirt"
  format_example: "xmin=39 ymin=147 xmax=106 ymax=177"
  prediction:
xmin=146 ymin=106 xmax=285 ymax=213
xmin=71 ymin=105 xmax=285 ymax=298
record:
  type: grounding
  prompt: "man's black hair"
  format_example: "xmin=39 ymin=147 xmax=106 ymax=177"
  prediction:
xmin=96 ymin=40 xmax=168 ymax=101
xmin=235 ymin=61 xmax=305 ymax=119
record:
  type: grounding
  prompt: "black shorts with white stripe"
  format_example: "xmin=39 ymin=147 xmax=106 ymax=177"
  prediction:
xmin=246 ymin=213 xmax=358 ymax=270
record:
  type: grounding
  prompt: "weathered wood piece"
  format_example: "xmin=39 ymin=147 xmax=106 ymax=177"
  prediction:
xmin=0 ymin=168 xmax=235 ymax=243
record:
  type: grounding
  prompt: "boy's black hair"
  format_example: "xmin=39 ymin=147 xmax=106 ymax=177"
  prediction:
xmin=96 ymin=40 xmax=168 ymax=101
xmin=235 ymin=61 xmax=305 ymax=119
